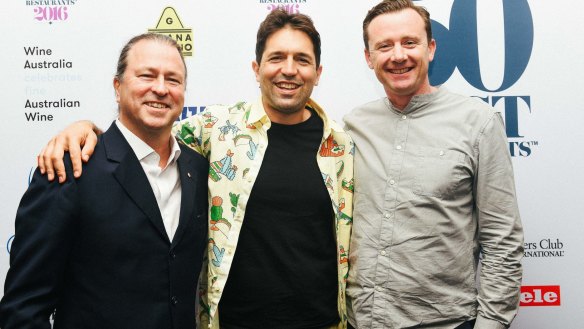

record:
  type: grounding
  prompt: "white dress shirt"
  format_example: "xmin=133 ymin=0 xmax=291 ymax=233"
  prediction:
xmin=116 ymin=120 xmax=182 ymax=241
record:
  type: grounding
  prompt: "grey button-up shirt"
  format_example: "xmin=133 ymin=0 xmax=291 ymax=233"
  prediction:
xmin=344 ymin=88 xmax=523 ymax=329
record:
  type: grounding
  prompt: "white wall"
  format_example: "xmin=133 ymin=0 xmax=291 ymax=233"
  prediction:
xmin=1 ymin=1 xmax=582 ymax=327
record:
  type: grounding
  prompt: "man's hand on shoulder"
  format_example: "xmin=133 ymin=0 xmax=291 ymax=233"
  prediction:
xmin=37 ymin=120 xmax=101 ymax=183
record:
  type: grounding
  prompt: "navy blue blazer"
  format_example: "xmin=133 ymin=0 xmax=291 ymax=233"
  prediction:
xmin=0 ymin=123 xmax=209 ymax=329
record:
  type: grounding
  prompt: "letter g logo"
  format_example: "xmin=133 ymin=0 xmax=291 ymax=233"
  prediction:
xmin=428 ymin=0 xmax=534 ymax=92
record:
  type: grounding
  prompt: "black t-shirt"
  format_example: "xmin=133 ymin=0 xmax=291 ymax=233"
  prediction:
xmin=219 ymin=108 xmax=339 ymax=329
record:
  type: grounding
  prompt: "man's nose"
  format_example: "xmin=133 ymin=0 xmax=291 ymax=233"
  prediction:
xmin=281 ymin=57 xmax=298 ymax=76
xmin=151 ymin=76 xmax=169 ymax=95
xmin=390 ymin=45 xmax=407 ymax=62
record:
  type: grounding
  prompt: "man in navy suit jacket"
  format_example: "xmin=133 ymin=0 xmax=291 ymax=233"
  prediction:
xmin=0 ymin=33 xmax=208 ymax=329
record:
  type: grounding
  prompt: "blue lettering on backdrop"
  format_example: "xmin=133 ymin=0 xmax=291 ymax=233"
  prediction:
xmin=493 ymin=95 xmax=531 ymax=138
xmin=473 ymin=95 xmax=532 ymax=138
xmin=428 ymin=0 xmax=534 ymax=91
xmin=178 ymin=105 xmax=206 ymax=121
xmin=418 ymin=0 xmax=537 ymax=157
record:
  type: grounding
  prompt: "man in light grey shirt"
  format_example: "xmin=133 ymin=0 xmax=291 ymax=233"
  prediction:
xmin=344 ymin=1 xmax=523 ymax=328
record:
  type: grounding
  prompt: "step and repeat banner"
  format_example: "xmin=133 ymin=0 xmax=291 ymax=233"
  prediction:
xmin=1 ymin=1 xmax=582 ymax=327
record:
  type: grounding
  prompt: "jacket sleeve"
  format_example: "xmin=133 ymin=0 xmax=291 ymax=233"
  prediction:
xmin=173 ymin=111 xmax=210 ymax=158
xmin=473 ymin=112 xmax=524 ymax=328
xmin=0 ymin=161 xmax=79 ymax=329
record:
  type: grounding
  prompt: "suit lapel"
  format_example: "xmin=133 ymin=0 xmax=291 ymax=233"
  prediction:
xmin=103 ymin=123 xmax=170 ymax=244
xmin=171 ymin=145 xmax=198 ymax=247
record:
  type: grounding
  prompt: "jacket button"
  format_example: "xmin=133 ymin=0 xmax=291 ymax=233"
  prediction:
xmin=171 ymin=296 xmax=178 ymax=305
xmin=169 ymin=250 xmax=176 ymax=259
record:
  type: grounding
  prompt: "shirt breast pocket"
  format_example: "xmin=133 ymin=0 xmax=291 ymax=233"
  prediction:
xmin=413 ymin=146 xmax=468 ymax=199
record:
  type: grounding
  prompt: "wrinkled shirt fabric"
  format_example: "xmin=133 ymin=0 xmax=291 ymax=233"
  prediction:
xmin=344 ymin=87 xmax=523 ymax=329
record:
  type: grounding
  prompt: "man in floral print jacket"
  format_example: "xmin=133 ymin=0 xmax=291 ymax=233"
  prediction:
xmin=176 ymin=96 xmax=353 ymax=329
xmin=37 ymin=9 xmax=354 ymax=329
xmin=174 ymin=10 xmax=354 ymax=328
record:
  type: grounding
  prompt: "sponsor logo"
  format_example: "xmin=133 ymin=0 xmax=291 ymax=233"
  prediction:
xmin=26 ymin=0 xmax=78 ymax=23
xmin=148 ymin=7 xmax=193 ymax=57
xmin=520 ymin=286 xmax=561 ymax=306
xmin=422 ymin=0 xmax=538 ymax=157
xmin=22 ymin=46 xmax=79 ymax=122
xmin=524 ymin=238 xmax=565 ymax=258
xmin=179 ymin=105 xmax=207 ymax=121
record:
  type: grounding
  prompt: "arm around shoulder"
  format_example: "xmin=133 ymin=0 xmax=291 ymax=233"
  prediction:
xmin=38 ymin=120 xmax=101 ymax=183
xmin=173 ymin=111 xmax=213 ymax=158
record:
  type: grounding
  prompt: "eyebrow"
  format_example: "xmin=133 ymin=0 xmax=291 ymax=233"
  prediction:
xmin=381 ymin=34 xmax=422 ymax=41
xmin=137 ymin=67 xmax=185 ymax=80
xmin=265 ymin=50 xmax=315 ymax=60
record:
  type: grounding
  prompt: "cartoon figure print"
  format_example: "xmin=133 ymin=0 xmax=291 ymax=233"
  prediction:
xmin=319 ymin=135 xmax=345 ymax=157
xmin=337 ymin=198 xmax=352 ymax=223
xmin=202 ymin=112 xmax=218 ymax=128
xmin=208 ymin=238 xmax=225 ymax=268
xmin=233 ymin=134 xmax=259 ymax=160
xmin=339 ymin=245 xmax=348 ymax=264
xmin=209 ymin=150 xmax=238 ymax=181
xmin=210 ymin=196 xmax=232 ymax=238
xmin=218 ymin=120 xmax=240 ymax=141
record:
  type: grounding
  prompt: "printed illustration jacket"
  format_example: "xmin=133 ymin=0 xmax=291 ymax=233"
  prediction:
xmin=174 ymin=98 xmax=354 ymax=329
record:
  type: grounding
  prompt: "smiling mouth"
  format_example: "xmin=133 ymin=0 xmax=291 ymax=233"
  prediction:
xmin=145 ymin=102 xmax=169 ymax=109
xmin=388 ymin=67 xmax=412 ymax=74
xmin=275 ymin=82 xmax=301 ymax=90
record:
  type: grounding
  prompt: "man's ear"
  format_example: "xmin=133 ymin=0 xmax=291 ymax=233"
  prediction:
xmin=314 ymin=64 xmax=323 ymax=86
xmin=428 ymin=38 xmax=437 ymax=62
xmin=113 ymin=78 xmax=121 ymax=103
xmin=364 ymin=48 xmax=374 ymax=69
xmin=252 ymin=61 xmax=260 ymax=83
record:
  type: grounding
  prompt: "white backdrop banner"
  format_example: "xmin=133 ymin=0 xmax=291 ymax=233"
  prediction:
xmin=1 ymin=1 xmax=583 ymax=327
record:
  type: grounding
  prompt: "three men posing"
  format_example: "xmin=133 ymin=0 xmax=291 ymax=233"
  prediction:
xmin=2 ymin=1 xmax=523 ymax=328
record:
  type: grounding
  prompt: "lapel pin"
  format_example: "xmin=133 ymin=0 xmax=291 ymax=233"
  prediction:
xmin=187 ymin=172 xmax=192 ymax=178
